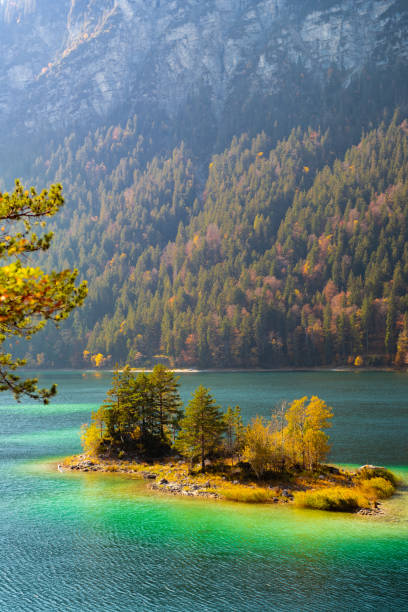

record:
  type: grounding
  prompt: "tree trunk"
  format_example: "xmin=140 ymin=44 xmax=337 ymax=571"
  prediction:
xmin=201 ymin=432 xmax=205 ymax=471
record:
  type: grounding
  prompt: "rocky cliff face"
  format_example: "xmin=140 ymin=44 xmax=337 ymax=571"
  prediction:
xmin=0 ymin=0 xmax=407 ymax=149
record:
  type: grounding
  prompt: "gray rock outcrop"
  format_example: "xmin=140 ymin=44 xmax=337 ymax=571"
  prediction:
xmin=0 ymin=0 xmax=407 ymax=144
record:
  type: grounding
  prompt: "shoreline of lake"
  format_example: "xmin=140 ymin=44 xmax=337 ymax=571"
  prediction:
xmin=19 ymin=366 xmax=405 ymax=374
xmin=57 ymin=454 xmax=392 ymax=516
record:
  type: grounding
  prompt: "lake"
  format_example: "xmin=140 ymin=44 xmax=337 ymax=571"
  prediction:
xmin=0 ymin=370 xmax=407 ymax=611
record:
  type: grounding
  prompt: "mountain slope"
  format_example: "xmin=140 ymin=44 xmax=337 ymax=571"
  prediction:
xmin=1 ymin=0 xmax=408 ymax=170
xmin=18 ymin=114 xmax=408 ymax=369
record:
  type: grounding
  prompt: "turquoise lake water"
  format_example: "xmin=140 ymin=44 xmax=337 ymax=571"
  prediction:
xmin=0 ymin=370 xmax=407 ymax=611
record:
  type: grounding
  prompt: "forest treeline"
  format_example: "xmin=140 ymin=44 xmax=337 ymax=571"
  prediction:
xmin=18 ymin=112 xmax=408 ymax=369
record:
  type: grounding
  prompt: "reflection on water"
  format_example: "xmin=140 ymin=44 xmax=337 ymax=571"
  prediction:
xmin=0 ymin=370 xmax=408 ymax=611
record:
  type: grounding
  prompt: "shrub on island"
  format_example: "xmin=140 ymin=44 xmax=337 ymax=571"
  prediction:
xmin=359 ymin=477 xmax=395 ymax=500
xmin=357 ymin=466 xmax=399 ymax=487
xmin=293 ymin=475 xmax=396 ymax=512
xmin=293 ymin=486 xmax=369 ymax=512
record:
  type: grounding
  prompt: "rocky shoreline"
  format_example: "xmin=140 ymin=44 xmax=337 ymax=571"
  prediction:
xmin=150 ymin=477 xmax=219 ymax=499
xmin=59 ymin=455 xmax=297 ymax=503
xmin=357 ymin=505 xmax=385 ymax=517
xmin=59 ymin=455 xmax=223 ymax=500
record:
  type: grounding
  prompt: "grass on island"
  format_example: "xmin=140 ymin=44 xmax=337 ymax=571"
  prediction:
xmin=218 ymin=485 xmax=277 ymax=503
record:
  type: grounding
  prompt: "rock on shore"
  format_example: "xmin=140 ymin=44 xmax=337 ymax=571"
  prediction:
xmin=150 ymin=478 xmax=219 ymax=499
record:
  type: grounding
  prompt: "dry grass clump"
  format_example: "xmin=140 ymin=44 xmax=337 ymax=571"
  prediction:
xmin=294 ymin=468 xmax=399 ymax=512
xmin=359 ymin=477 xmax=395 ymax=499
xmin=293 ymin=486 xmax=369 ymax=512
xmin=357 ymin=467 xmax=399 ymax=487
xmin=219 ymin=485 xmax=276 ymax=503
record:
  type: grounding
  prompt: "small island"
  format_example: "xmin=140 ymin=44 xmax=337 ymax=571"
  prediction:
xmin=61 ymin=365 xmax=398 ymax=514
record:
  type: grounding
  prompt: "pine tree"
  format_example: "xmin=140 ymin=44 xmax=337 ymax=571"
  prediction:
xmin=101 ymin=365 xmax=141 ymax=449
xmin=150 ymin=363 xmax=182 ymax=441
xmin=176 ymin=385 xmax=225 ymax=470
xmin=385 ymin=294 xmax=397 ymax=357
xmin=81 ymin=364 xmax=181 ymax=457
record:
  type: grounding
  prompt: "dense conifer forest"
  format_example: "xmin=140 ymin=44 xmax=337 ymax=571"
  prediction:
xmin=13 ymin=111 xmax=408 ymax=369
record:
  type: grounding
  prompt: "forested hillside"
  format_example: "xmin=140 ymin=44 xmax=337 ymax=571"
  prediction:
xmin=17 ymin=113 xmax=408 ymax=369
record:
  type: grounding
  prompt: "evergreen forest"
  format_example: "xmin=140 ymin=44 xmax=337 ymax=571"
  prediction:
xmin=12 ymin=111 xmax=408 ymax=369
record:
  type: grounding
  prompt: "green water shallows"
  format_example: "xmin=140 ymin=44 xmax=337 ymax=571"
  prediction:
xmin=0 ymin=370 xmax=407 ymax=611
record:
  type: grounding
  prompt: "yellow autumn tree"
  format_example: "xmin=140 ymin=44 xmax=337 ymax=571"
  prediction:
xmin=91 ymin=353 xmax=105 ymax=367
xmin=81 ymin=406 xmax=106 ymax=455
xmin=303 ymin=396 xmax=333 ymax=469
xmin=242 ymin=416 xmax=279 ymax=478
xmin=285 ymin=396 xmax=333 ymax=470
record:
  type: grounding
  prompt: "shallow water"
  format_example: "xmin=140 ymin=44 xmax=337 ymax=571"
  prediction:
xmin=0 ymin=370 xmax=407 ymax=611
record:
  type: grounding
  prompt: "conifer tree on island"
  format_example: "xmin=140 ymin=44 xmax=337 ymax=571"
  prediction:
xmin=81 ymin=365 xmax=183 ymax=457
xmin=150 ymin=364 xmax=183 ymax=441
xmin=176 ymin=385 xmax=225 ymax=470
xmin=0 ymin=180 xmax=87 ymax=401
